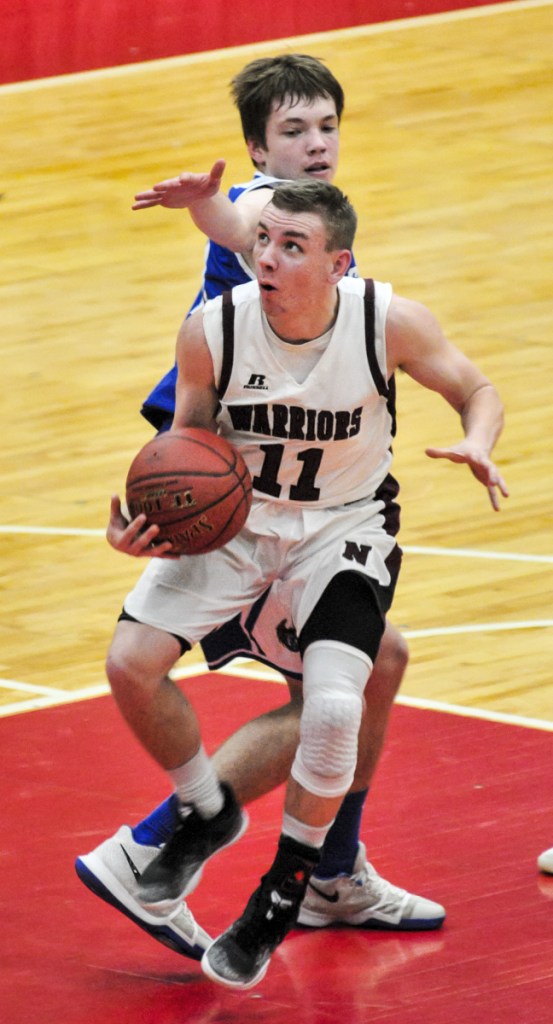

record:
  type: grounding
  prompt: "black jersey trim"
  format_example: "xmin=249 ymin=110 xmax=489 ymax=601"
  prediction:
xmin=363 ymin=278 xmax=388 ymax=398
xmin=364 ymin=278 xmax=397 ymax=437
xmin=218 ymin=290 xmax=235 ymax=400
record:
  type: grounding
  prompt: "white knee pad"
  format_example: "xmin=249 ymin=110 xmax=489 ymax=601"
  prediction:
xmin=291 ymin=641 xmax=371 ymax=798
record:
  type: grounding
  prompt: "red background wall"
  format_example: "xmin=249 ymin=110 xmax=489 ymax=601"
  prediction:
xmin=1 ymin=0 xmax=512 ymax=86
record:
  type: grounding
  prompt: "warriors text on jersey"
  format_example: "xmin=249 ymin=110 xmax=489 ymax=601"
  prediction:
xmin=203 ymin=276 xmax=395 ymax=508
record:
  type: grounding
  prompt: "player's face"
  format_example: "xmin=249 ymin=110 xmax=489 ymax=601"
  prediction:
xmin=247 ymin=96 xmax=340 ymax=183
xmin=254 ymin=202 xmax=349 ymax=328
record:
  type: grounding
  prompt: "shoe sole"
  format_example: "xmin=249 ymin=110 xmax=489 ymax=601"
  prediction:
xmin=139 ymin=809 xmax=250 ymax=913
xmin=297 ymin=906 xmax=446 ymax=931
xmin=75 ymin=854 xmax=209 ymax=960
xmin=201 ymin=945 xmax=270 ymax=990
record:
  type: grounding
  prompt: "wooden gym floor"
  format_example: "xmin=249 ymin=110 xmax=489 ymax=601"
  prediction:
xmin=1 ymin=2 xmax=552 ymax=1021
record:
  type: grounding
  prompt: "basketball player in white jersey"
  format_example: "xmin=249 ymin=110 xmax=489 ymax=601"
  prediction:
xmin=77 ymin=56 xmax=447 ymax=962
xmin=103 ymin=180 xmax=508 ymax=988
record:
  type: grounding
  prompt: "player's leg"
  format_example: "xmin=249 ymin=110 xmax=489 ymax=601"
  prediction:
xmin=76 ymin=617 xmax=230 ymax=961
xmin=202 ymin=603 xmax=373 ymax=989
xmin=201 ymin=559 xmax=444 ymax=989
xmin=213 ymin=680 xmax=302 ymax=799
xmin=77 ymin=615 xmax=440 ymax=953
xmin=299 ymin=621 xmax=444 ymax=931
xmin=311 ymin=619 xmax=406 ymax=877
xmin=201 ymin=571 xmax=384 ymax=988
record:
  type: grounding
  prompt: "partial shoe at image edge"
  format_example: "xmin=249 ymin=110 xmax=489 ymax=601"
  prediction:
xmin=537 ymin=846 xmax=553 ymax=874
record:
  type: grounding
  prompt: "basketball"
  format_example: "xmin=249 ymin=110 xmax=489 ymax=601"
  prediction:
xmin=125 ymin=427 xmax=253 ymax=555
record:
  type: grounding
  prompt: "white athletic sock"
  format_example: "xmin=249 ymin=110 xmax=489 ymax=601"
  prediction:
xmin=168 ymin=744 xmax=224 ymax=819
xmin=282 ymin=810 xmax=334 ymax=850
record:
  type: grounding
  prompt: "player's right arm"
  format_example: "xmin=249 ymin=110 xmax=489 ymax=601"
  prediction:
xmin=133 ymin=159 xmax=273 ymax=262
xmin=172 ymin=308 xmax=219 ymax=431
xmin=106 ymin=311 xmax=218 ymax=558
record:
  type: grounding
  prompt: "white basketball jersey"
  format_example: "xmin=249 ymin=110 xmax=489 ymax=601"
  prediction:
xmin=202 ymin=276 xmax=395 ymax=507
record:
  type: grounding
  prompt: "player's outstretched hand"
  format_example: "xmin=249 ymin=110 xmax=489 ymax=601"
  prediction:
xmin=425 ymin=442 xmax=509 ymax=511
xmin=106 ymin=495 xmax=177 ymax=557
xmin=132 ymin=159 xmax=226 ymax=210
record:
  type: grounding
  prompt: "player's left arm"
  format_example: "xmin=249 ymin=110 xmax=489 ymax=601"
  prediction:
xmin=386 ymin=295 xmax=509 ymax=510
xmin=172 ymin=309 xmax=219 ymax=432
xmin=132 ymin=159 xmax=226 ymax=210
xmin=133 ymin=159 xmax=273 ymax=259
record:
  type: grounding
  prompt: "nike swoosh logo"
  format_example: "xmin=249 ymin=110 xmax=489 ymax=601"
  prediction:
xmin=119 ymin=844 xmax=141 ymax=881
xmin=308 ymin=882 xmax=340 ymax=904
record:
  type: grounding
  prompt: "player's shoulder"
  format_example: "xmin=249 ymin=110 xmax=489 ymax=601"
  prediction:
xmin=228 ymin=172 xmax=284 ymax=201
xmin=338 ymin=276 xmax=391 ymax=297
xmin=231 ymin=279 xmax=260 ymax=306
xmin=203 ymin=279 xmax=258 ymax=316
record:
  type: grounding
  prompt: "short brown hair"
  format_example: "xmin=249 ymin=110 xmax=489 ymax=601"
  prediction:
xmin=231 ymin=54 xmax=344 ymax=149
xmin=270 ymin=179 xmax=357 ymax=251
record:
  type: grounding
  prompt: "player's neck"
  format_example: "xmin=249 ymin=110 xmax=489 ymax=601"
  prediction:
xmin=267 ymin=293 xmax=340 ymax=346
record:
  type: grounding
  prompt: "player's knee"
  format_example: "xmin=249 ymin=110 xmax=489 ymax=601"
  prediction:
xmin=106 ymin=623 xmax=167 ymax=706
xmin=292 ymin=688 xmax=363 ymax=796
xmin=375 ymin=624 xmax=409 ymax=690
xmin=106 ymin=645 xmax=142 ymax=699
xmin=291 ymin=642 xmax=369 ymax=798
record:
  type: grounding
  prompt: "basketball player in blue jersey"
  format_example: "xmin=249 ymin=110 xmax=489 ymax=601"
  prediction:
xmin=76 ymin=56 xmax=441 ymax=961
xmin=100 ymin=180 xmax=507 ymax=989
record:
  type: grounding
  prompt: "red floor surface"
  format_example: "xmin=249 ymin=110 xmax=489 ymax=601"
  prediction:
xmin=2 ymin=672 xmax=552 ymax=1024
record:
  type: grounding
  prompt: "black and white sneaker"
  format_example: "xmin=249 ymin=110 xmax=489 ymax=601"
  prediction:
xmin=201 ymin=835 xmax=319 ymax=990
xmin=138 ymin=783 xmax=248 ymax=913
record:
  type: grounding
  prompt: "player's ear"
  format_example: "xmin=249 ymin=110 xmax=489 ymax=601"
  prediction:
xmin=246 ymin=137 xmax=268 ymax=170
xmin=328 ymin=249 xmax=352 ymax=283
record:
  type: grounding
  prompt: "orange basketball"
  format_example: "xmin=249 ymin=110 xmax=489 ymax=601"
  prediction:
xmin=125 ymin=427 xmax=252 ymax=555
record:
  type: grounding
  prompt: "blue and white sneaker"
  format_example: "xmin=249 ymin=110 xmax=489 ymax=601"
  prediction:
xmin=75 ymin=825 xmax=211 ymax=960
xmin=297 ymin=842 xmax=446 ymax=931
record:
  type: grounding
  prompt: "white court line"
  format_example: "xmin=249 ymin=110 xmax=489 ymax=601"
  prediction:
xmin=403 ymin=619 xmax=553 ymax=638
xmin=3 ymin=616 xmax=552 ymax=725
xmin=404 ymin=546 xmax=553 ymax=565
xmin=0 ymin=525 xmax=105 ymax=537
xmin=0 ymin=683 xmax=111 ymax=718
xmin=0 ymin=678 xmax=68 ymax=696
xmin=0 ymin=0 xmax=548 ymax=95
xmin=396 ymin=695 xmax=553 ymax=733
xmin=1 ymin=524 xmax=551 ymax=565
xmin=174 ymin=659 xmax=553 ymax=733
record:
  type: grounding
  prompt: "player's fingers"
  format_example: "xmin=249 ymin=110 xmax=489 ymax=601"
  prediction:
xmin=210 ymin=158 xmax=226 ymax=181
xmin=425 ymin=446 xmax=465 ymax=463
xmin=487 ymin=485 xmax=501 ymax=512
xmin=152 ymin=177 xmax=183 ymax=189
xmin=126 ymin=516 xmax=154 ymax=544
xmin=110 ymin=494 xmax=122 ymax=516
xmin=133 ymin=187 xmax=164 ymax=199
xmin=132 ymin=199 xmax=161 ymax=209
xmin=497 ymin=474 xmax=510 ymax=498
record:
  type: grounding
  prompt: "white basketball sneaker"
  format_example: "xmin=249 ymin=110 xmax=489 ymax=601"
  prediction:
xmin=297 ymin=842 xmax=446 ymax=931
xmin=75 ymin=825 xmax=211 ymax=960
xmin=537 ymin=846 xmax=553 ymax=874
